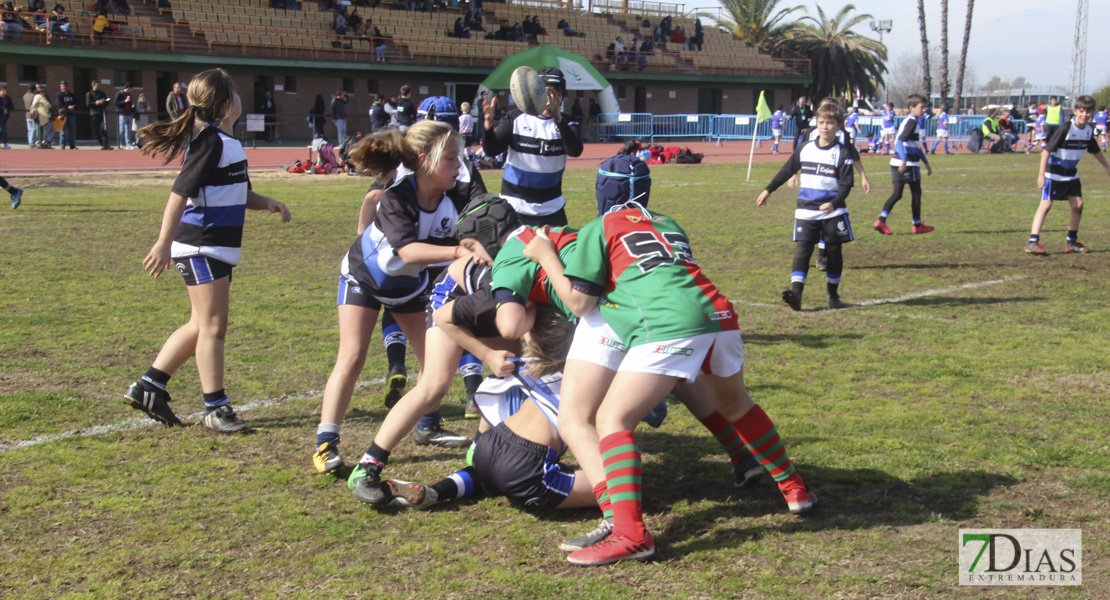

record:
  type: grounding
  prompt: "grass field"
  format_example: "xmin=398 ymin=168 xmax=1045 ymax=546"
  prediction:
xmin=1 ymin=153 xmax=1107 ymax=599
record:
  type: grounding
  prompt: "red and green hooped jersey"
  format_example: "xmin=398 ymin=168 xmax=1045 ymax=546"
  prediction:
xmin=491 ymin=225 xmax=579 ymax=318
xmin=562 ymin=205 xmax=737 ymax=347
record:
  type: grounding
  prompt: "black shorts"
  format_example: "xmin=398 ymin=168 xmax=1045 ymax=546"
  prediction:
xmin=890 ymin=165 xmax=921 ymax=183
xmin=174 ymin=256 xmax=233 ymax=286
xmin=793 ymin=214 xmax=854 ymax=244
xmin=517 ymin=207 xmax=568 ymax=228
xmin=471 ymin=422 xmax=575 ymax=509
xmin=1042 ymin=179 xmax=1082 ymax=202
xmin=425 ymin=269 xmax=499 ymax=337
xmin=336 ymin=275 xmax=426 ymax=313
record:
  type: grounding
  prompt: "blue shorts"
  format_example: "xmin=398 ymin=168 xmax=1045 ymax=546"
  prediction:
xmin=174 ymin=256 xmax=233 ymax=286
xmin=1042 ymin=179 xmax=1082 ymax=202
xmin=336 ymin=275 xmax=425 ymax=313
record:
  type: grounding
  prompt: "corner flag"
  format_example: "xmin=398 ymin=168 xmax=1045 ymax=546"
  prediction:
xmin=756 ymin=90 xmax=772 ymax=124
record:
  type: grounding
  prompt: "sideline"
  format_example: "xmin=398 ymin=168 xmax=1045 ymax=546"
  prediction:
xmin=0 ymin=377 xmax=385 ymax=452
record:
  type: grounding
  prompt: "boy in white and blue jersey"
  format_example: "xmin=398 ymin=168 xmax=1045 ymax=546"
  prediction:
xmin=757 ymin=101 xmax=855 ymax=310
xmin=930 ymin=105 xmax=951 ymax=154
xmin=1025 ymin=95 xmax=1110 ymax=255
xmin=844 ymin=107 xmax=858 ymax=150
xmin=880 ymin=102 xmax=896 ymax=154
xmin=1094 ymin=106 xmax=1108 ymax=150
xmin=771 ymin=105 xmax=784 ymax=154
xmin=874 ymin=94 xmax=935 ymax=235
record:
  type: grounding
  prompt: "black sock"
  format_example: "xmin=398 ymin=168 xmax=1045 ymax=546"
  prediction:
xmin=203 ymin=389 xmax=229 ymax=410
xmin=365 ymin=442 xmax=391 ymax=466
xmin=140 ymin=367 xmax=171 ymax=391
xmin=1067 ymin=230 xmax=1078 ymax=242
xmin=385 ymin=342 xmax=406 ymax=369
xmin=827 ymin=282 xmax=840 ymax=298
xmin=430 ymin=478 xmax=460 ymax=501
xmin=791 ymin=281 xmax=804 ymax=299
xmin=1030 ymin=233 xmax=1040 ymax=243
xmin=463 ymin=374 xmax=482 ymax=397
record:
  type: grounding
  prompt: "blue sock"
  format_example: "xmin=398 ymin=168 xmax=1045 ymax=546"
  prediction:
xmin=417 ymin=410 xmax=442 ymax=431
xmin=316 ymin=423 xmax=340 ymax=447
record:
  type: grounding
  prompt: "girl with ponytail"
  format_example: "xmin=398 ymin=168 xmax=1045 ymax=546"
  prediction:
xmin=123 ymin=68 xmax=291 ymax=434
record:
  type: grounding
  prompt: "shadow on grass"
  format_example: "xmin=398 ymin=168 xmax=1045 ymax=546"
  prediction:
xmin=892 ymin=296 xmax=1044 ymax=307
xmin=951 ymin=229 xmax=1029 ymax=235
xmin=743 ymin=333 xmax=865 ymax=348
xmin=852 ymin=263 xmax=1012 ymax=270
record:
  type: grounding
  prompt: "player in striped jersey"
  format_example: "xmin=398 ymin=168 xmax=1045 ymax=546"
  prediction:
xmin=123 ymin=69 xmax=291 ymax=433
xmin=759 ymin=100 xmax=856 ymax=310
xmin=874 ymin=94 xmax=935 ymax=235
xmin=1025 ymin=95 xmax=1110 ymax=255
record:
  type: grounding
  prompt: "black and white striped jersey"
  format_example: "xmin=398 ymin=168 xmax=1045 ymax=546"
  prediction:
xmin=483 ymin=108 xmax=582 ymax=217
xmin=765 ymin=137 xmax=855 ymax=220
xmin=170 ymin=126 xmax=251 ymax=265
xmin=1045 ymin=119 xmax=1100 ymax=183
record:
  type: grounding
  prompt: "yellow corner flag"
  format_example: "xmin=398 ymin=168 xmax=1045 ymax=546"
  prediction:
xmin=756 ymin=90 xmax=772 ymax=124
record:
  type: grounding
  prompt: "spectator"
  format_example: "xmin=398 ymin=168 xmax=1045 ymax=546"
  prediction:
xmin=531 ymin=16 xmax=544 ymax=35
xmin=1 ymin=2 xmax=24 ymax=42
xmin=92 ymin=9 xmax=110 ymax=46
xmin=257 ymin=89 xmax=275 ymax=142
xmin=997 ymin=110 xmax=1018 ymax=151
xmin=453 ymin=17 xmax=469 ymax=38
xmin=619 ymin=37 xmax=638 ymax=71
xmin=637 ymin=36 xmax=653 ymax=70
xmin=654 ymin=22 xmax=663 ymax=42
xmin=334 ymin=7 xmax=349 ymax=47
xmin=331 ymin=88 xmax=349 ymax=143
xmin=373 ymin=26 xmax=387 ymax=61
xmin=511 ymin=22 xmax=524 ymax=42
xmin=605 ymin=36 xmax=623 ymax=62
xmin=54 ymin=80 xmax=77 ymax=150
xmin=586 ymin=97 xmax=600 ymax=139
xmin=48 ymin=5 xmax=75 ymax=45
xmin=22 ymin=84 xmax=39 ymax=149
xmin=570 ymin=97 xmax=583 ymax=122
xmin=114 ymin=82 xmax=134 ymax=149
xmin=31 ymin=85 xmax=55 ymax=149
xmin=132 ymin=92 xmax=150 ymax=148
xmin=458 ymin=100 xmax=473 ymax=145
xmin=660 ymin=16 xmax=672 ymax=40
xmin=347 ymin=9 xmax=364 ymax=36
xmin=309 ymin=94 xmax=326 ymax=139
xmin=521 ymin=14 xmax=533 ymax=35
xmin=692 ymin=18 xmax=703 ymax=51
xmin=368 ymin=94 xmax=389 ymax=132
xmin=474 ymin=89 xmax=487 ymax=142
xmin=641 ymin=16 xmax=650 ymax=29
xmin=557 ymin=18 xmax=575 ymax=37
xmin=165 ymin=81 xmax=187 ymax=120
xmin=86 ymin=80 xmax=110 ymax=150
xmin=383 ymin=94 xmax=398 ymax=127
xmin=395 ymin=84 xmax=416 ymax=132
xmin=0 ymin=85 xmax=12 ymax=149
xmin=470 ymin=13 xmax=483 ymax=31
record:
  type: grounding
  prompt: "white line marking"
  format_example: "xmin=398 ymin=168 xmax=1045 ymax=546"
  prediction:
xmin=0 ymin=378 xmax=385 ymax=452
xmin=852 ymin=276 xmax=1028 ymax=307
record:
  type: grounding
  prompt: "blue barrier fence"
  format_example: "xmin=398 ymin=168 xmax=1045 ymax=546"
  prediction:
xmin=597 ymin=113 xmax=1027 ymax=146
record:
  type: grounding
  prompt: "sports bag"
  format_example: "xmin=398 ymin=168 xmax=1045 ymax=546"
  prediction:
xmin=596 ymin=153 xmax=651 ymax=216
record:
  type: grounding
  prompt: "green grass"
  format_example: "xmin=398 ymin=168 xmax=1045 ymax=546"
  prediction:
xmin=1 ymin=154 xmax=1107 ymax=598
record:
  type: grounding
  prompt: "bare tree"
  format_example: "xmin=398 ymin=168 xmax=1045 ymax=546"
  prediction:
xmin=939 ymin=0 xmax=950 ymax=106
xmin=954 ymin=0 xmax=974 ymax=112
xmin=917 ymin=0 xmax=932 ymax=96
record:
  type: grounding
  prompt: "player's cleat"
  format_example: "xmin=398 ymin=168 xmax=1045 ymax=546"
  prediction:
xmin=1024 ymin=241 xmax=1048 ymax=255
xmin=313 ymin=441 xmax=344 ymax=474
xmin=784 ymin=486 xmax=817 ymax=515
xmin=567 ymin=531 xmax=655 ymax=566
xmin=349 ymin=463 xmax=389 ymax=505
xmin=559 ymin=518 xmax=614 ymax=552
xmin=732 ymin=453 xmax=765 ymax=489
xmin=10 ymin=188 xmax=22 ymax=210
xmin=203 ymin=405 xmax=248 ymax=433
xmin=123 ymin=381 xmax=182 ymax=427
xmin=1064 ymin=240 xmax=1090 ymax=254
xmin=911 ymin=223 xmax=935 ymax=234
xmin=815 ymin=251 xmax=827 ymax=271
xmin=384 ymin=363 xmax=407 ymax=409
xmin=642 ymin=400 xmax=667 ymax=428
xmin=464 ymin=393 xmax=480 ymax=419
xmin=413 ymin=425 xmax=471 ymax=449
xmin=385 ymin=480 xmax=439 ymax=508
xmin=781 ymin=289 xmax=801 ymax=311
xmin=828 ymin=295 xmax=846 ymax=310
xmin=873 ymin=220 xmax=893 ymax=235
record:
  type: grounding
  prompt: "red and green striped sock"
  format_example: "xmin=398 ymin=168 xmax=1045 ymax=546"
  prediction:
xmin=593 ymin=481 xmax=613 ymax=520
xmin=733 ymin=404 xmax=803 ymax=491
xmin=600 ymin=430 xmax=646 ymax=541
xmin=699 ymin=410 xmax=746 ymax=465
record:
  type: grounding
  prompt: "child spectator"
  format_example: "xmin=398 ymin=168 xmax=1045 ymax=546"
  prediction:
xmin=1025 ymin=95 xmax=1110 ymax=255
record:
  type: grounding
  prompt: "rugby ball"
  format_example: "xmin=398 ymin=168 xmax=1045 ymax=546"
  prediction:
xmin=509 ymin=66 xmax=548 ymax=116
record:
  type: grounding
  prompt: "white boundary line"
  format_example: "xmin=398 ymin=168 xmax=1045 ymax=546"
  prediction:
xmin=851 ymin=275 xmax=1028 ymax=307
xmin=0 ymin=377 xmax=385 ymax=453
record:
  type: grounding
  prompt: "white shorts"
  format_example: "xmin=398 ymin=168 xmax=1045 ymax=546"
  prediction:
xmin=882 ymin=126 xmax=895 ymax=136
xmin=619 ymin=330 xmax=745 ymax=382
xmin=771 ymin=127 xmax=782 ymax=138
xmin=566 ymin=307 xmax=627 ymax=371
xmin=1096 ymin=125 xmax=1106 ymax=135
xmin=937 ymin=129 xmax=949 ymax=138
xmin=1035 ymin=132 xmax=1046 ymax=141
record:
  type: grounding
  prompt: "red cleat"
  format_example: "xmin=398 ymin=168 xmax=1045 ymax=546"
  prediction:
xmin=1024 ymin=241 xmax=1048 ymax=255
xmin=873 ymin=220 xmax=893 ymax=235
xmin=784 ymin=486 xmax=817 ymax=515
xmin=911 ymin=223 xmax=935 ymax=234
xmin=566 ymin=531 xmax=655 ymax=566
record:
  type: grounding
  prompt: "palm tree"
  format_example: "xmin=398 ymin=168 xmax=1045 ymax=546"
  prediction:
xmin=781 ymin=4 xmax=888 ymax=101
xmin=939 ymin=0 xmax=950 ymax=107
xmin=954 ymin=0 xmax=974 ymax=112
xmin=713 ymin=0 xmax=806 ymax=50
xmin=917 ymin=0 xmax=932 ymax=96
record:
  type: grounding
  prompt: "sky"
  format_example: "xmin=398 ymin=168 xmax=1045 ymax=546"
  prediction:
xmin=685 ymin=0 xmax=1110 ymax=92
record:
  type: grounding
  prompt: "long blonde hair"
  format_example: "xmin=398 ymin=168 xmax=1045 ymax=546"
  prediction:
xmin=521 ymin=306 xmax=576 ymax=379
xmin=139 ymin=69 xmax=236 ymax=164
xmin=348 ymin=120 xmax=463 ymax=183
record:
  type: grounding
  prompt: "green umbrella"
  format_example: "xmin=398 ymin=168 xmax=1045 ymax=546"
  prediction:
xmin=481 ymin=45 xmax=612 ymax=91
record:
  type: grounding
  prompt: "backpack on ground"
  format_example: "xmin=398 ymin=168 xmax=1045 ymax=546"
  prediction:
xmin=596 ymin=153 xmax=651 ymax=216
xmin=967 ymin=129 xmax=983 ymax=154
xmin=311 ymin=137 xmax=338 ymax=174
xmin=674 ymin=147 xmax=703 ymax=164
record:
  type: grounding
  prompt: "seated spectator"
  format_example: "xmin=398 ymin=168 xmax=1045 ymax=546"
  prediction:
xmin=531 ymin=16 xmax=544 ymax=35
xmin=372 ymin=26 xmax=387 ymax=61
xmin=521 ymin=15 xmax=533 ymax=35
xmin=998 ymin=110 xmax=1018 ymax=150
xmin=470 ymin=13 xmax=483 ymax=31
xmin=453 ymin=17 xmax=470 ymax=38
xmin=557 ymin=18 xmax=575 ymax=37
xmin=641 ymin=16 xmax=650 ymax=28
xmin=619 ymin=37 xmax=638 ymax=71
xmin=48 ymin=5 xmax=74 ymax=45
xmin=637 ymin=37 xmax=653 ymax=70
xmin=512 ymin=22 xmax=524 ymax=41
xmin=660 ymin=16 xmax=672 ymax=39
xmin=671 ymin=25 xmax=684 ymax=45
xmin=347 ymin=9 xmax=364 ymax=35
xmin=1 ymin=2 xmax=24 ymax=42
xmin=92 ymin=9 xmax=110 ymax=46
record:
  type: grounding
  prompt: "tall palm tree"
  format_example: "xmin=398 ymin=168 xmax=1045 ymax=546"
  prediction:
xmin=917 ymin=0 xmax=932 ymax=96
xmin=954 ymin=0 xmax=974 ymax=111
xmin=939 ymin=0 xmax=950 ymax=106
xmin=781 ymin=4 xmax=887 ymax=101
xmin=713 ymin=0 xmax=806 ymax=50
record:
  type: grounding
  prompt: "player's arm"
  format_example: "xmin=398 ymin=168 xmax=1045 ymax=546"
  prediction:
xmin=493 ymin=292 xmax=532 ymax=339
xmin=246 ymin=189 xmax=291 ymax=221
xmin=845 ymin=142 xmax=871 ymax=193
xmin=396 ymin=242 xmax=467 ymax=265
xmin=1090 ymin=142 xmax=1110 ymax=177
xmin=433 ymin=301 xmax=518 ymax=377
xmin=357 ymin=187 xmax=384 ymax=234
xmin=481 ymin=97 xmax=511 ymax=157
xmin=758 ymin=147 xmax=802 ymax=206
xmin=521 ymin=233 xmax=598 ymax=317
xmin=143 ymin=192 xmax=189 ymax=277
